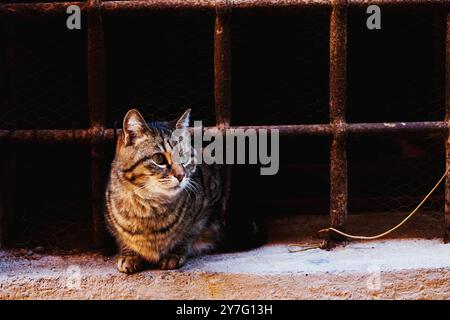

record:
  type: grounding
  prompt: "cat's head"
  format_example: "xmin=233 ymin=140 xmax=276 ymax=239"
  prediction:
xmin=115 ymin=109 xmax=195 ymax=197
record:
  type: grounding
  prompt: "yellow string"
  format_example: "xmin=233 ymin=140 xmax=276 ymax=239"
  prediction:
xmin=288 ymin=166 xmax=450 ymax=252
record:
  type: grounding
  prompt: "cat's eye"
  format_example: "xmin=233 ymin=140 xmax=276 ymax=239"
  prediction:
xmin=152 ymin=153 xmax=166 ymax=166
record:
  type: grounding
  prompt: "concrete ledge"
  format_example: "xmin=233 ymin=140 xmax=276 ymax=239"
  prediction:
xmin=1 ymin=239 xmax=450 ymax=299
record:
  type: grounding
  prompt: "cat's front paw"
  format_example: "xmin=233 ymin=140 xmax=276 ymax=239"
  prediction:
xmin=159 ymin=254 xmax=186 ymax=270
xmin=117 ymin=255 xmax=144 ymax=274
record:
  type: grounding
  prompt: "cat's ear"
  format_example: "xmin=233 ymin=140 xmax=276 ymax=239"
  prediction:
xmin=174 ymin=108 xmax=191 ymax=129
xmin=122 ymin=109 xmax=149 ymax=146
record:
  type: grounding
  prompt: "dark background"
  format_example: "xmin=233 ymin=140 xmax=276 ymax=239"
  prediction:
xmin=0 ymin=4 xmax=446 ymax=249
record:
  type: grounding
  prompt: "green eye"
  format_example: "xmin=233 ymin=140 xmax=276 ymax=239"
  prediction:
xmin=152 ymin=153 xmax=166 ymax=165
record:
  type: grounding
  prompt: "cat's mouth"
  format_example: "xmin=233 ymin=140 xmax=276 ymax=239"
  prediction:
xmin=159 ymin=178 xmax=183 ymax=190
xmin=165 ymin=183 xmax=180 ymax=189
xmin=169 ymin=180 xmax=187 ymax=190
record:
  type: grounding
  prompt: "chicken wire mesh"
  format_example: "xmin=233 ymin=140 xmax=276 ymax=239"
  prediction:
xmin=0 ymin=3 xmax=447 ymax=248
xmin=229 ymin=5 xmax=446 ymax=219
xmin=231 ymin=7 xmax=330 ymax=126
xmin=348 ymin=134 xmax=445 ymax=216
xmin=347 ymin=5 xmax=446 ymax=123
xmin=345 ymin=5 xmax=446 ymax=218
xmin=6 ymin=144 xmax=92 ymax=250
xmin=104 ymin=11 xmax=216 ymax=127
xmin=230 ymin=136 xmax=331 ymax=216
xmin=0 ymin=15 xmax=88 ymax=130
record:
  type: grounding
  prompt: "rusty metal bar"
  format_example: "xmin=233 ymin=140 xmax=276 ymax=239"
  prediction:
xmin=430 ymin=6 xmax=445 ymax=244
xmin=445 ymin=11 xmax=450 ymax=243
xmin=214 ymin=0 xmax=232 ymax=226
xmin=0 ymin=19 xmax=5 ymax=247
xmin=0 ymin=129 xmax=95 ymax=144
xmin=87 ymin=0 xmax=107 ymax=249
xmin=230 ymin=124 xmax=331 ymax=135
xmin=1 ymin=0 xmax=445 ymax=17
xmin=347 ymin=0 xmax=445 ymax=6
xmin=231 ymin=0 xmax=330 ymax=9
xmin=214 ymin=1 xmax=231 ymax=128
xmin=102 ymin=0 xmax=216 ymax=13
xmin=0 ymin=2 xmax=86 ymax=16
xmin=1 ymin=122 xmax=448 ymax=144
xmin=347 ymin=121 xmax=447 ymax=134
xmin=328 ymin=0 xmax=348 ymax=246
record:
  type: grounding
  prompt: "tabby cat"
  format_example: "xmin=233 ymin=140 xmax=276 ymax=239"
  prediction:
xmin=105 ymin=109 xmax=223 ymax=273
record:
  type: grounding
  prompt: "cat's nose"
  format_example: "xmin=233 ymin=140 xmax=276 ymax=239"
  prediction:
xmin=174 ymin=172 xmax=185 ymax=183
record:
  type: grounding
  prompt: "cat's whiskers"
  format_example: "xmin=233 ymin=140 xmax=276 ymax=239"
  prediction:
xmin=185 ymin=179 xmax=199 ymax=195
xmin=183 ymin=183 xmax=195 ymax=199
xmin=188 ymin=177 xmax=200 ymax=192
xmin=135 ymin=183 xmax=149 ymax=192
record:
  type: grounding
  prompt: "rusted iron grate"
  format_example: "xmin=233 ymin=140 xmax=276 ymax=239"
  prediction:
xmin=0 ymin=0 xmax=448 ymax=248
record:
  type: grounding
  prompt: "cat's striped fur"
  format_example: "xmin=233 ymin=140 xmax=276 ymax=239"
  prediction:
xmin=105 ymin=109 xmax=223 ymax=273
